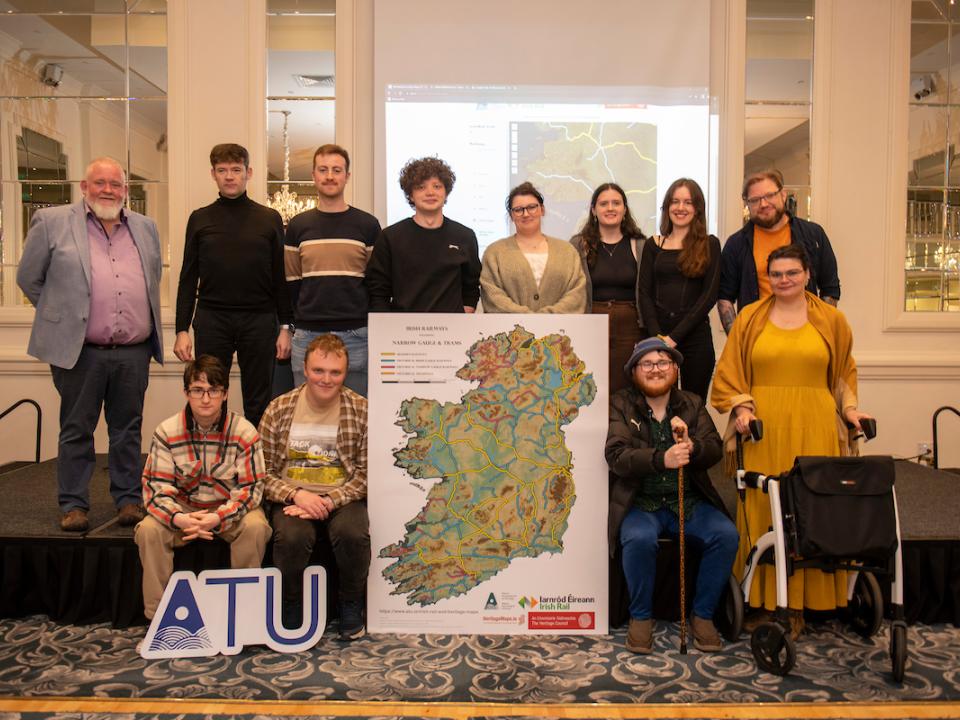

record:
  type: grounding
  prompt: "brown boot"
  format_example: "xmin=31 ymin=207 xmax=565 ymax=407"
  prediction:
xmin=60 ymin=508 xmax=89 ymax=532
xmin=788 ymin=609 xmax=805 ymax=640
xmin=692 ymin=616 xmax=723 ymax=652
xmin=626 ymin=618 xmax=653 ymax=654
xmin=743 ymin=608 xmax=772 ymax=633
xmin=117 ymin=503 xmax=145 ymax=527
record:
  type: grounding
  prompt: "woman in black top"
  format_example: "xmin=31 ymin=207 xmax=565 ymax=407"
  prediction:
xmin=571 ymin=182 xmax=646 ymax=394
xmin=637 ymin=178 xmax=720 ymax=401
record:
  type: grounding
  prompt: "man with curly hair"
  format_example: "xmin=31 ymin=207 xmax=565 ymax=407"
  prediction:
xmin=366 ymin=156 xmax=481 ymax=312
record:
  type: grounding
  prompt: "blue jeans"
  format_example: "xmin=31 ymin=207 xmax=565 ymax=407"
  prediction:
xmin=620 ymin=503 xmax=738 ymax=620
xmin=292 ymin=327 xmax=368 ymax=397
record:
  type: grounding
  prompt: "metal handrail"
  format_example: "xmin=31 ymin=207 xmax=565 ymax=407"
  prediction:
xmin=932 ymin=405 xmax=960 ymax=470
xmin=0 ymin=399 xmax=41 ymax=464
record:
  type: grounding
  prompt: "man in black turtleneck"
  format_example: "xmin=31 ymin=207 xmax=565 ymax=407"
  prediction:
xmin=175 ymin=143 xmax=292 ymax=429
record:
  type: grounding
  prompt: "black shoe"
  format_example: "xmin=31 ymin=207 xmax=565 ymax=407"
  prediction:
xmin=339 ymin=599 xmax=365 ymax=641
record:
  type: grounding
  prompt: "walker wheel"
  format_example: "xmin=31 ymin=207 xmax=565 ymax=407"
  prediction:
xmin=715 ymin=574 xmax=744 ymax=641
xmin=847 ymin=571 xmax=884 ymax=639
xmin=890 ymin=622 xmax=907 ymax=683
xmin=751 ymin=622 xmax=796 ymax=676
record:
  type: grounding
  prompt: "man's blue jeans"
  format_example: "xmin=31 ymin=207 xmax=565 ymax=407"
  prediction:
xmin=292 ymin=326 xmax=368 ymax=396
xmin=620 ymin=503 xmax=738 ymax=620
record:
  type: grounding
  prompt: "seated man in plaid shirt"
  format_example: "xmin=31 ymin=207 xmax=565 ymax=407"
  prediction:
xmin=135 ymin=355 xmax=272 ymax=620
xmin=259 ymin=333 xmax=369 ymax=640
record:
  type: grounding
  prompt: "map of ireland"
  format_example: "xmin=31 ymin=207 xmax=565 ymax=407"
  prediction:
xmin=379 ymin=325 xmax=597 ymax=605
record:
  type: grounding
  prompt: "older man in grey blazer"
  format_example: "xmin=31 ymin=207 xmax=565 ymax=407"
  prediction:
xmin=17 ymin=157 xmax=164 ymax=532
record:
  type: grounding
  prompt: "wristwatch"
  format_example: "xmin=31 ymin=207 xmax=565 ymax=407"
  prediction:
xmin=281 ymin=323 xmax=295 ymax=333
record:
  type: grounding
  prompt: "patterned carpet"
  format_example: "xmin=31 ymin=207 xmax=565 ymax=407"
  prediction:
xmin=0 ymin=615 xmax=957 ymax=707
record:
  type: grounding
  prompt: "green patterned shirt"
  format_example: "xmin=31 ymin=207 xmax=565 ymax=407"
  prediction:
xmin=633 ymin=411 xmax=702 ymax=519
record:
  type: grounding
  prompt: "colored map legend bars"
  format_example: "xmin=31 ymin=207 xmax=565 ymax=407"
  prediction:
xmin=378 ymin=351 xmax=463 ymax=383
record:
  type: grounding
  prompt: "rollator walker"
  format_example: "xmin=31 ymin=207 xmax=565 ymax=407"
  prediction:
xmin=733 ymin=418 xmax=907 ymax=680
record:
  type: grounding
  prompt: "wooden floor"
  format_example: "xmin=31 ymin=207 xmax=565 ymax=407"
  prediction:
xmin=0 ymin=697 xmax=958 ymax=719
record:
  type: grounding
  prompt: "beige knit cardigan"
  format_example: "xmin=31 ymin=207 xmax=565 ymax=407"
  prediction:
xmin=480 ymin=234 xmax=588 ymax=313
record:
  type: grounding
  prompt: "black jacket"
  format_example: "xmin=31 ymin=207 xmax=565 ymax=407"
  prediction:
xmin=605 ymin=386 xmax=725 ymax=556
xmin=718 ymin=214 xmax=840 ymax=311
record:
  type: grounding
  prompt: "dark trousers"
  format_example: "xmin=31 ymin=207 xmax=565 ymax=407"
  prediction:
xmin=270 ymin=500 xmax=370 ymax=604
xmin=194 ymin=307 xmax=276 ymax=429
xmin=50 ymin=342 xmax=151 ymax=512
xmin=660 ymin=318 xmax=715 ymax=403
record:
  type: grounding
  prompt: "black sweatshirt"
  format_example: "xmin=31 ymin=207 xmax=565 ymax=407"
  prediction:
xmin=366 ymin=217 xmax=481 ymax=312
xmin=176 ymin=192 xmax=292 ymax=332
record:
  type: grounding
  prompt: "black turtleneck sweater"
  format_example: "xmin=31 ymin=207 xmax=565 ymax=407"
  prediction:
xmin=176 ymin=192 xmax=292 ymax=332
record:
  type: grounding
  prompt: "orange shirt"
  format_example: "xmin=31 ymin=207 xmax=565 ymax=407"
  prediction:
xmin=753 ymin=223 xmax=791 ymax=300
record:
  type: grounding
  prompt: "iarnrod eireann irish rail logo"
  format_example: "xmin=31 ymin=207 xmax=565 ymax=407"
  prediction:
xmin=140 ymin=567 xmax=326 ymax=659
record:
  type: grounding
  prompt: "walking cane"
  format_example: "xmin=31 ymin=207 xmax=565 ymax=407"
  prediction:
xmin=674 ymin=424 xmax=688 ymax=655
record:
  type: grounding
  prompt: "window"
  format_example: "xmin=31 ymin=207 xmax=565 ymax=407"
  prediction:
xmin=906 ymin=0 xmax=960 ymax=312
xmin=0 ymin=0 xmax=169 ymax=306
xmin=744 ymin=0 xmax=814 ymax=219
xmin=266 ymin=0 xmax=335 ymax=224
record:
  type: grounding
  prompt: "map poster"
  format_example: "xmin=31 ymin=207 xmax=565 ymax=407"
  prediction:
xmin=367 ymin=313 xmax=609 ymax=635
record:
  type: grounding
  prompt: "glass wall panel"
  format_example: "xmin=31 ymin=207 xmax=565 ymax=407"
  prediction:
xmin=744 ymin=0 xmax=813 ymax=219
xmin=0 ymin=1 xmax=168 ymax=307
xmin=907 ymin=3 xmax=960 ymax=311
xmin=266 ymin=0 xmax=335 ymax=223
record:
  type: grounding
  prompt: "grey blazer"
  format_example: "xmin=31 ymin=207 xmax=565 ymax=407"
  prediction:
xmin=17 ymin=201 xmax=164 ymax=369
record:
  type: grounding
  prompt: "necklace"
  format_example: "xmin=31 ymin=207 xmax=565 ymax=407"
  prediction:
xmin=601 ymin=239 xmax=622 ymax=258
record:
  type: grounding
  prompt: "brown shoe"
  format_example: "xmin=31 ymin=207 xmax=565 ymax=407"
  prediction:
xmin=60 ymin=508 xmax=89 ymax=532
xmin=743 ymin=608 xmax=773 ymax=633
xmin=117 ymin=503 xmax=145 ymax=527
xmin=788 ymin=609 xmax=805 ymax=641
xmin=692 ymin=615 xmax=723 ymax=652
xmin=626 ymin=618 xmax=653 ymax=654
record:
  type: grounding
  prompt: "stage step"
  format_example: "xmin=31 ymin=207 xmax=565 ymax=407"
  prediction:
xmin=0 ymin=461 xmax=33 ymax=475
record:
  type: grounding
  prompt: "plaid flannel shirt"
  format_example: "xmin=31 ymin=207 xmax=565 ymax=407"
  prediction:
xmin=141 ymin=408 xmax=266 ymax=532
xmin=259 ymin=385 xmax=368 ymax=507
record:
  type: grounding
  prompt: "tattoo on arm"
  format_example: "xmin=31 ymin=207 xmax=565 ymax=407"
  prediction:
xmin=718 ymin=299 xmax=737 ymax=334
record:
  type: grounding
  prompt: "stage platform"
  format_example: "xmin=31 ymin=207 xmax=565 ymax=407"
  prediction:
xmin=0 ymin=455 xmax=957 ymax=628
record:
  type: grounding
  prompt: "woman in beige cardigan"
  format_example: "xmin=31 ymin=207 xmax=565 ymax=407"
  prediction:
xmin=480 ymin=182 xmax=587 ymax=313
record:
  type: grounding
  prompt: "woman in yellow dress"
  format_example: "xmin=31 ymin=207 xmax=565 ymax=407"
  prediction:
xmin=711 ymin=244 xmax=872 ymax=638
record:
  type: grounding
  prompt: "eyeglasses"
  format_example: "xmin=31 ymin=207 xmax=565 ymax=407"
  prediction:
xmin=744 ymin=189 xmax=782 ymax=207
xmin=768 ymin=269 xmax=805 ymax=281
xmin=510 ymin=203 xmax=541 ymax=216
xmin=187 ymin=387 xmax=225 ymax=399
xmin=638 ymin=359 xmax=674 ymax=372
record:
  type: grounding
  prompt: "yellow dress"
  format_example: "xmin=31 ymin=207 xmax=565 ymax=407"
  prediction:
xmin=736 ymin=320 xmax=848 ymax=611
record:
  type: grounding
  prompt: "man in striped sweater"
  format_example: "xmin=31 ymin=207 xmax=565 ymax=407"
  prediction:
xmin=285 ymin=144 xmax=381 ymax=396
xmin=135 ymin=355 xmax=272 ymax=620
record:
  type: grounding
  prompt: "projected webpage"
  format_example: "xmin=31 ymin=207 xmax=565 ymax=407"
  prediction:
xmin=384 ymin=84 xmax=711 ymax=254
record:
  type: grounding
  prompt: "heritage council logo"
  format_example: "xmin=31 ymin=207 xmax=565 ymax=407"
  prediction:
xmin=525 ymin=594 xmax=597 ymax=631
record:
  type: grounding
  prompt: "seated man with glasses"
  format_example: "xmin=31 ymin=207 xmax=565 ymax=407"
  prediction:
xmin=135 ymin=355 xmax=272 ymax=620
xmin=717 ymin=169 xmax=840 ymax=334
xmin=606 ymin=337 xmax=738 ymax=654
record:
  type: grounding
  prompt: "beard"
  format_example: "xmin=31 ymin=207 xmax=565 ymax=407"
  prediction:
xmin=636 ymin=371 xmax=678 ymax=398
xmin=90 ymin=199 xmax=122 ymax=221
xmin=752 ymin=205 xmax=785 ymax=229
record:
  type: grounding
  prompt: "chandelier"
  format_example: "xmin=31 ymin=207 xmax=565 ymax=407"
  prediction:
xmin=267 ymin=110 xmax=316 ymax=224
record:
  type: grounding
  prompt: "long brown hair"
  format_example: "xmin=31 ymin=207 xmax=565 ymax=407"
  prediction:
xmin=575 ymin=183 xmax=644 ymax=268
xmin=659 ymin=178 xmax=710 ymax=278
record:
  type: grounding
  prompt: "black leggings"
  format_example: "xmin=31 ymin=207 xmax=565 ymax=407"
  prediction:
xmin=662 ymin=319 xmax=715 ymax=403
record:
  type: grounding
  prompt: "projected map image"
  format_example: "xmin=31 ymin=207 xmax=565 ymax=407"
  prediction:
xmin=379 ymin=326 xmax=597 ymax=606
xmin=511 ymin=121 xmax=658 ymax=235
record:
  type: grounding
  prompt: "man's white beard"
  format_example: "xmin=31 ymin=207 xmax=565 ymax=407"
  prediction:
xmin=91 ymin=199 xmax=121 ymax=221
